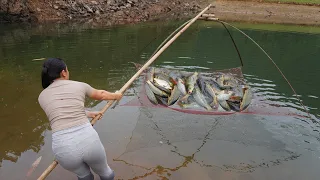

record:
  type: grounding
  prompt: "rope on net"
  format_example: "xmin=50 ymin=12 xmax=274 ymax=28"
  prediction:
xmin=217 ymin=20 xmax=312 ymax=120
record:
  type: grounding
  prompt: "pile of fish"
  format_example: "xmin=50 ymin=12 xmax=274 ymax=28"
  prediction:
xmin=144 ymin=67 xmax=252 ymax=112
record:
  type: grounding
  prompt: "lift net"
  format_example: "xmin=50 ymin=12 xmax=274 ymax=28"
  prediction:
xmin=115 ymin=64 xmax=306 ymax=176
xmin=121 ymin=63 xmax=306 ymax=118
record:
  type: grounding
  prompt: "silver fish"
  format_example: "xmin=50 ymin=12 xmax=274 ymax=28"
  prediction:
xmin=178 ymin=94 xmax=191 ymax=105
xmin=177 ymin=78 xmax=187 ymax=95
xmin=180 ymin=71 xmax=193 ymax=78
xmin=193 ymin=86 xmax=212 ymax=110
xmin=240 ymin=87 xmax=252 ymax=111
xmin=168 ymin=85 xmax=181 ymax=106
xmin=168 ymin=70 xmax=181 ymax=83
xmin=180 ymin=102 xmax=201 ymax=109
xmin=227 ymin=100 xmax=240 ymax=112
xmin=154 ymin=73 xmax=173 ymax=87
xmin=154 ymin=78 xmax=172 ymax=90
xmin=197 ymin=75 xmax=207 ymax=95
xmin=155 ymin=95 xmax=168 ymax=106
xmin=217 ymin=74 xmax=237 ymax=89
xmin=153 ymin=81 xmax=171 ymax=94
xmin=147 ymin=67 xmax=155 ymax=82
xmin=205 ymin=82 xmax=217 ymax=98
xmin=146 ymin=80 xmax=168 ymax=97
xmin=186 ymin=72 xmax=198 ymax=94
xmin=210 ymin=96 xmax=219 ymax=109
xmin=217 ymin=90 xmax=234 ymax=101
xmin=26 ymin=156 xmax=42 ymax=177
xmin=218 ymin=100 xmax=231 ymax=111
xmin=205 ymin=83 xmax=219 ymax=109
xmin=210 ymin=80 xmax=222 ymax=92
xmin=145 ymin=83 xmax=158 ymax=104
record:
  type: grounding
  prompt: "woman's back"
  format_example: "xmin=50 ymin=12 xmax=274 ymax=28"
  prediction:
xmin=38 ymin=80 xmax=93 ymax=132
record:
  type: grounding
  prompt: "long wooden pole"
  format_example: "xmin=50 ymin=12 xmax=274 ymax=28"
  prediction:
xmin=37 ymin=4 xmax=212 ymax=180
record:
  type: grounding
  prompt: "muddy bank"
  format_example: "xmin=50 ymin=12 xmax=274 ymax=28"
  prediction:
xmin=0 ymin=0 xmax=202 ymax=25
xmin=1 ymin=0 xmax=320 ymax=26
xmin=210 ymin=0 xmax=320 ymax=26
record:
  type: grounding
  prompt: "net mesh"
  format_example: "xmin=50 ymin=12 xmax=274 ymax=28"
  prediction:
xmin=121 ymin=63 xmax=306 ymax=118
xmin=113 ymin=64 xmax=307 ymax=179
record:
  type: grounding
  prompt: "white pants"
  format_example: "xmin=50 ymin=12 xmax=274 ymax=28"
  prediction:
xmin=52 ymin=123 xmax=114 ymax=180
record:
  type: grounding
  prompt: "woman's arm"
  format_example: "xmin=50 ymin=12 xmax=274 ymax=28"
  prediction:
xmin=89 ymin=89 xmax=122 ymax=101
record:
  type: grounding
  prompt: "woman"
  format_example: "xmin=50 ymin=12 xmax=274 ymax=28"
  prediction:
xmin=38 ymin=58 xmax=122 ymax=180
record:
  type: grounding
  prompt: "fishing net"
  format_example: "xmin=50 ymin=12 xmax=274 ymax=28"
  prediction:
xmin=113 ymin=63 xmax=309 ymax=179
xmin=121 ymin=63 xmax=306 ymax=117
xmin=122 ymin=63 xmax=245 ymax=115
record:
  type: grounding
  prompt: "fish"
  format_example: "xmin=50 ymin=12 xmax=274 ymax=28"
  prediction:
xmin=205 ymin=83 xmax=219 ymax=109
xmin=217 ymin=74 xmax=238 ymax=90
xmin=154 ymin=73 xmax=173 ymax=86
xmin=153 ymin=81 xmax=171 ymax=94
xmin=178 ymin=94 xmax=191 ymax=105
xmin=217 ymin=75 xmax=225 ymax=87
xmin=145 ymin=83 xmax=158 ymax=105
xmin=26 ymin=156 xmax=42 ymax=177
xmin=186 ymin=72 xmax=198 ymax=94
xmin=240 ymin=87 xmax=252 ymax=111
xmin=205 ymin=82 xmax=217 ymax=98
xmin=155 ymin=95 xmax=168 ymax=106
xmin=229 ymin=96 xmax=242 ymax=102
xmin=231 ymin=84 xmax=243 ymax=98
xmin=220 ymin=83 xmax=233 ymax=90
xmin=227 ymin=79 xmax=238 ymax=87
xmin=177 ymin=78 xmax=187 ymax=95
xmin=211 ymin=80 xmax=222 ymax=91
xmin=32 ymin=58 xmax=46 ymax=61
xmin=209 ymin=96 xmax=219 ymax=109
xmin=146 ymin=80 xmax=168 ymax=97
xmin=227 ymin=100 xmax=240 ymax=112
xmin=142 ymin=66 xmax=252 ymax=112
xmin=168 ymin=71 xmax=181 ymax=84
xmin=147 ymin=67 xmax=155 ymax=82
xmin=179 ymin=102 xmax=201 ymax=109
xmin=197 ymin=75 xmax=208 ymax=95
xmin=168 ymin=85 xmax=181 ymax=106
xmin=221 ymin=74 xmax=233 ymax=81
xmin=193 ymin=85 xmax=212 ymax=110
xmin=202 ymin=77 xmax=222 ymax=91
xmin=218 ymin=100 xmax=231 ymax=111
xmin=217 ymin=90 xmax=234 ymax=101
xmin=180 ymin=71 xmax=193 ymax=78
xmin=154 ymin=78 xmax=172 ymax=90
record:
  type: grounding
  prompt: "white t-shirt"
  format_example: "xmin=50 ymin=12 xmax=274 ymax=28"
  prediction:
xmin=38 ymin=80 xmax=94 ymax=133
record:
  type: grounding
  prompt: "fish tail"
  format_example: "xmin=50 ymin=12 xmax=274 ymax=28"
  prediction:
xmin=206 ymin=105 xmax=212 ymax=110
xmin=210 ymin=100 xmax=218 ymax=109
xmin=211 ymin=96 xmax=219 ymax=108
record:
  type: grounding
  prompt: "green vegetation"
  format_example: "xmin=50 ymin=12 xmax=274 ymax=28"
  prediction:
xmin=196 ymin=21 xmax=320 ymax=34
xmin=264 ymin=0 xmax=320 ymax=4
xmin=228 ymin=22 xmax=320 ymax=34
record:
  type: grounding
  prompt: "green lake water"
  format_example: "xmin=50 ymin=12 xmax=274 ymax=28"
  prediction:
xmin=0 ymin=21 xmax=319 ymax=180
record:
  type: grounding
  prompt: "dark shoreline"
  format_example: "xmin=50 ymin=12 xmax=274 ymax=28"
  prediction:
xmin=1 ymin=0 xmax=320 ymax=27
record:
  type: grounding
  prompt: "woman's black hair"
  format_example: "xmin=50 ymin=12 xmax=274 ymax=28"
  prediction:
xmin=41 ymin=58 xmax=67 ymax=89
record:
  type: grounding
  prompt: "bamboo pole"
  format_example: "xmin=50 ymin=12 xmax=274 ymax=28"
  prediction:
xmin=198 ymin=17 xmax=219 ymax=21
xmin=201 ymin=13 xmax=216 ymax=17
xmin=37 ymin=4 xmax=212 ymax=180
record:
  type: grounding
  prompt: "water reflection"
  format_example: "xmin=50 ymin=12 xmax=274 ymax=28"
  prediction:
xmin=112 ymin=105 xmax=308 ymax=179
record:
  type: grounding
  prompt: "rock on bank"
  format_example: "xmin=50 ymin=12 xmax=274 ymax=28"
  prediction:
xmin=0 ymin=0 xmax=201 ymax=24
